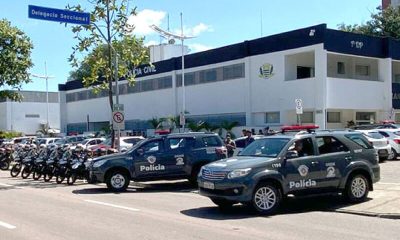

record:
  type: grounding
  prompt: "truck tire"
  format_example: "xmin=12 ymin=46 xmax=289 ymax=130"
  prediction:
xmin=345 ymin=174 xmax=369 ymax=203
xmin=251 ymin=182 xmax=281 ymax=215
xmin=106 ymin=170 xmax=129 ymax=192
xmin=188 ymin=166 xmax=201 ymax=186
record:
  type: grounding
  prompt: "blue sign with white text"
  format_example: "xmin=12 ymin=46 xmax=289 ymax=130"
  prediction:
xmin=28 ymin=5 xmax=90 ymax=25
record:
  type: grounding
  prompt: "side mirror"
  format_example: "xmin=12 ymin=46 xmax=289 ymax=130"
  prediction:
xmin=285 ymin=150 xmax=299 ymax=159
xmin=136 ymin=148 xmax=144 ymax=156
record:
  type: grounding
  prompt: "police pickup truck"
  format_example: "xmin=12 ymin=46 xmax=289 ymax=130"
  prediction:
xmin=198 ymin=129 xmax=380 ymax=215
xmin=88 ymin=133 xmax=227 ymax=191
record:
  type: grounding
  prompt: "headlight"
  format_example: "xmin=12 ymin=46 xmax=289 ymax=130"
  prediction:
xmin=92 ymin=159 xmax=107 ymax=168
xmin=227 ymin=168 xmax=252 ymax=179
xmin=198 ymin=166 xmax=204 ymax=177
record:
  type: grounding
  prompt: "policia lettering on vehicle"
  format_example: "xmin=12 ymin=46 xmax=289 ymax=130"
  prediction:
xmin=198 ymin=126 xmax=380 ymax=215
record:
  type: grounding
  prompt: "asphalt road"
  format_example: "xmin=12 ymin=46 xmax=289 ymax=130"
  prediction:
xmin=0 ymin=161 xmax=399 ymax=240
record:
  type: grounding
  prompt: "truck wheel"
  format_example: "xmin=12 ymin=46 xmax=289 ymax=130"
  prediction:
xmin=345 ymin=174 xmax=369 ymax=203
xmin=106 ymin=170 xmax=129 ymax=192
xmin=188 ymin=166 xmax=201 ymax=186
xmin=211 ymin=198 xmax=236 ymax=211
xmin=251 ymin=182 xmax=281 ymax=215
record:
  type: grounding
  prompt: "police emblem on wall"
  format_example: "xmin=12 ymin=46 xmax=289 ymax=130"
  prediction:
xmin=259 ymin=63 xmax=274 ymax=79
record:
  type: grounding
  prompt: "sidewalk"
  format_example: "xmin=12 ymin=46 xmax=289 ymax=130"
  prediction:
xmin=333 ymin=182 xmax=400 ymax=219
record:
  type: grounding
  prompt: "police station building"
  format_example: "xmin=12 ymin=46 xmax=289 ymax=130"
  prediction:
xmin=59 ymin=24 xmax=400 ymax=134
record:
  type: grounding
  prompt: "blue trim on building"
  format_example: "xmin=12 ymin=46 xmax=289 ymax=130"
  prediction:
xmin=59 ymin=24 xmax=400 ymax=92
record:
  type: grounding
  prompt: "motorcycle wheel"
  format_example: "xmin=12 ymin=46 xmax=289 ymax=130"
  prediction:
xmin=33 ymin=171 xmax=42 ymax=180
xmin=10 ymin=164 xmax=21 ymax=177
xmin=44 ymin=173 xmax=53 ymax=182
xmin=56 ymin=175 xmax=65 ymax=184
xmin=0 ymin=161 xmax=10 ymax=171
xmin=67 ymin=174 xmax=77 ymax=185
xmin=21 ymin=167 xmax=31 ymax=179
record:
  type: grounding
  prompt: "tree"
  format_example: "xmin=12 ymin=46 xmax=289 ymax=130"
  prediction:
xmin=0 ymin=19 xmax=33 ymax=101
xmin=67 ymin=1 xmax=149 ymax=147
xmin=220 ymin=121 xmax=239 ymax=138
xmin=148 ymin=117 xmax=165 ymax=129
xmin=338 ymin=6 xmax=400 ymax=39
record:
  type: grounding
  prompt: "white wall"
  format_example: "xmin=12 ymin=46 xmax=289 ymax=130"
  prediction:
xmin=3 ymin=102 xmax=60 ymax=135
xmin=0 ymin=103 xmax=7 ymax=130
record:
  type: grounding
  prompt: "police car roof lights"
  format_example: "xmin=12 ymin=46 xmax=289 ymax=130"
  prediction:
xmin=280 ymin=124 xmax=319 ymax=134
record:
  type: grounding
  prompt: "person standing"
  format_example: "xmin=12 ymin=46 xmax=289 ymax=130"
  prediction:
xmin=244 ymin=130 xmax=255 ymax=147
xmin=224 ymin=134 xmax=236 ymax=158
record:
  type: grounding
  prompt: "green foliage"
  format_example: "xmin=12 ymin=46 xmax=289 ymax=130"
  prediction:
xmin=0 ymin=19 xmax=33 ymax=101
xmin=148 ymin=117 xmax=166 ymax=129
xmin=187 ymin=121 xmax=205 ymax=132
xmin=66 ymin=0 xmax=149 ymax=102
xmin=338 ymin=6 xmax=400 ymax=39
xmin=0 ymin=131 xmax=22 ymax=139
xmin=220 ymin=121 xmax=239 ymax=138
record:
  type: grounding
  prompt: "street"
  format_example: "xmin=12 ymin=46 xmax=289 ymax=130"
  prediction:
xmin=1 ymin=161 xmax=400 ymax=240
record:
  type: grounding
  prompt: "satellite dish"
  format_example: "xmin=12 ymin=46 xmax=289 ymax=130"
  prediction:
xmin=168 ymin=39 xmax=175 ymax=44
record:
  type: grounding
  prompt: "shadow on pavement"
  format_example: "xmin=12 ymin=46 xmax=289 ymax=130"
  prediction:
xmin=181 ymin=194 xmax=373 ymax=220
xmin=0 ymin=175 xmax=85 ymax=190
xmin=72 ymin=180 xmax=196 ymax=195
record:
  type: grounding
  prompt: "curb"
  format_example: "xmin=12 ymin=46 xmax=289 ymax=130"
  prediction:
xmin=333 ymin=209 xmax=400 ymax=220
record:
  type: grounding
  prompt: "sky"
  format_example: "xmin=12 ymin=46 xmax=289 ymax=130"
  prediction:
xmin=1 ymin=0 xmax=381 ymax=92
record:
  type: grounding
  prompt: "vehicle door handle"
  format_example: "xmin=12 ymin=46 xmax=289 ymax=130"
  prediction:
xmin=311 ymin=161 xmax=319 ymax=166
xmin=345 ymin=156 xmax=352 ymax=161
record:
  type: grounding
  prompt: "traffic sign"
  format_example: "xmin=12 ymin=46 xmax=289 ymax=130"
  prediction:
xmin=28 ymin=5 xmax=91 ymax=25
xmin=112 ymin=111 xmax=125 ymax=130
xmin=295 ymin=99 xmax=303 ymax=114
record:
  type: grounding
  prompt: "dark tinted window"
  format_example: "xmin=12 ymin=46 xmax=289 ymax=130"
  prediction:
xmin=378 ymin=131 xmax=389 ymax=138
xmin=239 ymin=138 xmax=289 ymax=157
xmin=316 ymin=136 xmax=349 ymax=154
xmin=289 ymin=138 xmax=315 ymax=157
xmin=124 ymin=138 xmax=141 ymax=144
xmin=202 ymin=136 xmax=221 ymax=147
xmin=167 ymin=138 xmax=187 ymax=149
xmin=345 ymin=134 xmax=373 ymax=149
xmin=235 ymin=139 xmax=246 ymax=148
xmin=140 ymin=140 xmax=164 ymax=153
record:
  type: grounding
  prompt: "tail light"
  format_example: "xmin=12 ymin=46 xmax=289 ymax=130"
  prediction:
xmin=394 ymin=139 xmax=400 ymax=144
xmin=215 ymin=146 xmax=227 ymax=155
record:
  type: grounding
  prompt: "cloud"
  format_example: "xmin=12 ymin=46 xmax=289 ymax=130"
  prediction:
xmin=126 ymin=9 xmax=166 ymax=35
xmin=188 ymin=43 xmax=214 ymax=53
xmin=172 ymin=23 xmax=213 ymax=37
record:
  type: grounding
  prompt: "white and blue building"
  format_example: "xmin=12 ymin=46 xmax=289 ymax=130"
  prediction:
xmin=59 ymin=24 xmax=400 ymax=135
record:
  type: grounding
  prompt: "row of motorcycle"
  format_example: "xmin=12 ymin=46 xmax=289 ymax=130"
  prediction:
xmin=0 ymin=143 xmax=93 ymax=185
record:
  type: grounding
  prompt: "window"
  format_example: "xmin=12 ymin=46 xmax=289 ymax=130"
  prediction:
xmin=289 ymin=138 xmax=315 ymax=157
xmin=316 ymin=136 xmax=348 ymax=154
xmin=356 ymin=112 xmax=376 ymax=125
xmin=378 ymin=131 xmax=389 ymax=138
xmin=301 ymin=111 xmax=314 ymax=123
xmin=25 ymin=114 xmax=40 ymax=118
xmin=265 ymin=112 xmax=280 ymax=124
xmin=168 ymin=138 xmax=187 ymax=150
xmin=297 ymin=66 xmax=315 ymax=79
xmin=141 ymin=79 xmax=154 ymax=91
xmin=355 ymin=65 xmax=370 ymax=76
xmin=199 ymin=69 xmax=217 ymax=83
xmin=202 ymin=136 xmax=221 ymax=147
xmin=223 ymin=63 xmax=244 ymax=80
xmin=327 ymin=112 xmax=341 ymax=123
xmin=345 ymin=134 xmax=373 ymax=149
xmin=156 ymin=77 xmax=172 ymax=89
xmin=337 ymin=62 xmax=345 ymax=74
xmin=394 ymin=74 xmax=400 ymax=83
xmin=141 ymin=140 xmax=164 ymax=154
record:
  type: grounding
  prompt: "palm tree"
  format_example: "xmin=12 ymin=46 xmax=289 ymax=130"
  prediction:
xmin=148 ymin=117 xmax=164 ymax=129
xmin=221 ymin=121 xmax=239 ymax=138
xmin=202 ymin=122 xmax=219 ymax=132
xmin=187 ymin=120 xmax=205 ymax=132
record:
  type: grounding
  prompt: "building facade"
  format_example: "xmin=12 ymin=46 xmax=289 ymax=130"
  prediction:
xmin=0 ymin=91 xmax=60 ymax=135
xmin=59 ymin=24 xmax=400 ymax=134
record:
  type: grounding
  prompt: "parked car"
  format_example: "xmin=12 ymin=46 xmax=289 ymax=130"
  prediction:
xmin=2 ymin=137 xmax=33 ymax=145
xmin=36 ymin=137 xmax=62 ymax=147
xmin=375 ymin=129 xmax=400 ymax=159
xmin=355 ymin=130 xmax=392 ymax=161
xmin=198 ymin=130 xmax=380 ymax=215
xmin=233 ymin=135 xmax=264 ymax=155
xmin=87 ymin=132 xmax=227 ymax=191
xmin=71 ymin=138 xmax=105 ymax=150
xmin=88 ymin=136 xmax=145 ymax=152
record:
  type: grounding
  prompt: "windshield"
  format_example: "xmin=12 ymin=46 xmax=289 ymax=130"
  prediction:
xmin=239 ymin=138 xmax=290 ymax=157
xmin=55 ymin=139 xmax=65 ymax=144
xmin=365 ymin=132 xmax=384 ymax=139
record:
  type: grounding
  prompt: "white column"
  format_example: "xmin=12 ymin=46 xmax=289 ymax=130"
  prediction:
xmin=378 ymin=58 xmax=393 ymax=121
xmin=172 ymin=71 xmax=178 ymax=117
xmin=244 ymin=57 xmax=252 ymax=126
xmin=59 ymin=90 xmax=68 ymax=133
xmin=314 ymin=45 xmax=328 ymax=129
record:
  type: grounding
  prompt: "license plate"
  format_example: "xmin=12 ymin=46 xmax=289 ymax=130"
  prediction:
xmin=378 ymin=149 xmax=387 ymax=154
xmin=203 ymin=181 xmax=215 ymax=190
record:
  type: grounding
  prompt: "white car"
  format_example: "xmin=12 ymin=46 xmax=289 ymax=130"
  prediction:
xmin=37 ymin=137 xmax=62 ymax=147
xmin=233 ymin=135 xmax=265 ymax=155
xmin=356 ymin=130 xmax=392 ymax=161
xmin=74 ymin=138 xmax=105 ymax=150
xmin=376 ymin=129 xmax=400 ymax=159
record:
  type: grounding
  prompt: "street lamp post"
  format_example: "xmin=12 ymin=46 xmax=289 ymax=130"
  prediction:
xmin=32 ymin=62 xmax=55 ymax=133
xmin=150 ymin=13 xmax=195 ymax=132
